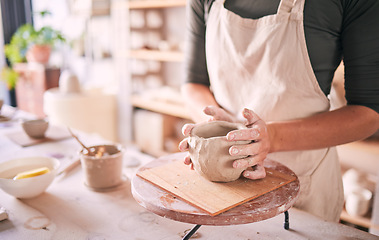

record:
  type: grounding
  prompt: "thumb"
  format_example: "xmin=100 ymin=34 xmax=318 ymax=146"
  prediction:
xmin=203 ymin=106 xmax=216 ymax=117
xmin=242 ymin=108 xmax=260 ymax=126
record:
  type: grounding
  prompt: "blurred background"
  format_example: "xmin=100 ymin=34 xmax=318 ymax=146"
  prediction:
xmin=0 ymin=0 xmax=379 ymax=234
xmin=0 ymin=0 xmax=189 ymax=153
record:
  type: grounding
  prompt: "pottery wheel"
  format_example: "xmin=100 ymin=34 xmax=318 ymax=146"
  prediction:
xmin=131 ymin=152 xmax=300 ymax=226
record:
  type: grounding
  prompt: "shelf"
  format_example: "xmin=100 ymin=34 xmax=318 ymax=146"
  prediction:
xmin=128 ymin=49 xmax=184 ymax=62
xmin=340 ymin=209 xmax=373 ymax=229
xmin=128 ymin=0 xmax=186 ymax=9
xmin=130 ymin=94 xmax=190 ymax=119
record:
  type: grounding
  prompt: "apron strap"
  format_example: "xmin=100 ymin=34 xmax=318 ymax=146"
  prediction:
xmin=278 ymin=0 xmax=304 ymax=20
xmin=291 ymin=0 xmax=305 ymax=15
xmin=277 ymin=0 xmax=296 ymax=14
xmin=277 ymin=0 xmax=302 ymax=14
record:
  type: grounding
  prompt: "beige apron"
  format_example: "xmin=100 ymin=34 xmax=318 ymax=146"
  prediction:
xmin=206 ymin=0 xmax=344 ymax=221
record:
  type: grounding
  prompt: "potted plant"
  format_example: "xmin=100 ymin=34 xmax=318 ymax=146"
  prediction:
xmin=1 ymin=11 xmax=65 ymax=106
xmin=23 ymin=24 xmax=65 ymax=63
xmin=4 ymin=12 xmax=65 ymax=65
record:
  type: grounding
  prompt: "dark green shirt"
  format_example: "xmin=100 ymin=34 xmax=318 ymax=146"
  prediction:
xmin=184 ymin=0 xmax=379 ymax=113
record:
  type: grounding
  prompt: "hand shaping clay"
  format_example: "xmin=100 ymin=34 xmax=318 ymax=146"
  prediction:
xmin=188 ymin=121 xmax=250 ymax=182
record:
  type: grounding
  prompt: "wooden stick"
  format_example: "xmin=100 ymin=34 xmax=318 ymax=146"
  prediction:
xmin=67 ymin=127 xmax=94 ymax=156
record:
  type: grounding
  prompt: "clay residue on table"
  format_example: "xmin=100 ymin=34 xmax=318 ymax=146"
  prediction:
xmin=160 ymin=193 xmax=176 ymax=208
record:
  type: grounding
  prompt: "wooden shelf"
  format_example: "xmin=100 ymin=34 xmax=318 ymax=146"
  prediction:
xmin=128 ymin=49 xmax=184 ymax=62
xmin=340 ymin=209 xmax=373 ymax=229
xmin=130 ymin=94 xmax=190 ymax=119
xmin=128 ymin=0 xmax=186 ymax=9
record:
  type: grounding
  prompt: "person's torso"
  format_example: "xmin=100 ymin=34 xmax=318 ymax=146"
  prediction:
xmin=203 ymin=0 xmax=343 ymax=96
xmin=205 ymin=0 xmax=330 ymax=121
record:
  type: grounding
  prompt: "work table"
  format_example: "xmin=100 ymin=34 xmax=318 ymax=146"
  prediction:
xmin=0 ymin=106 xmax=378 ymax=239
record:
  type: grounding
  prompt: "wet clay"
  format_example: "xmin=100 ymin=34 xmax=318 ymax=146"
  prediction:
xmin=188 ymin=121 xmax=250 ymax=182
xmin=80 ymin=145 xmax=124 ymax=190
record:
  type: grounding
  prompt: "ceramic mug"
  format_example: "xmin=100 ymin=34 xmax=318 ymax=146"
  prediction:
xmin=345 ymin=187 xmax=372 ymax=217
xmin=80 ymin=144 xmax=124 ymax=191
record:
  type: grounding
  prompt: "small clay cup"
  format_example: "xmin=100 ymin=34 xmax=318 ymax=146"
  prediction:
xmin=22 ymin=119 xmax=49 ymax=139
xmin=188 ymin=121 xmax=250 ymax=182
xmin=80 ymin=144 xmax=124 ymax=191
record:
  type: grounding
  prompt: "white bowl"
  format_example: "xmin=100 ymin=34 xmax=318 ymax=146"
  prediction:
xmin=0 ymin=157 xmax=60 ymax=199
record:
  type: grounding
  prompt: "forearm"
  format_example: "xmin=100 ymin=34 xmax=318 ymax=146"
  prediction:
xmin=268 ymin=105 xmax=379 ymax=152
xmin=181 ymin=83 xmax=219 ymax=122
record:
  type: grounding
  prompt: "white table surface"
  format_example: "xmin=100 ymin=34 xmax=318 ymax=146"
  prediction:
xmin=0 ymin=105 xmax=378 ymax=240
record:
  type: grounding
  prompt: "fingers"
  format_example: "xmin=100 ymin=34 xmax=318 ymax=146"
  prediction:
xmin=232 ymin=153 xmax=266 ymax=169
xmin=178 ymin=138 xmax=189 ymax=152
xmin=180 ymin=124 xmax=196 ymax=170
xmin=183 ymin=153 xmax=194 ymax=170
xmin=184 ymin=153 xmax=191 ymax=165
xmin=203 ymin=106 xmax=217 ymax=117
xmin=203 ymin=106 xmax=236 ymax=122
xmin=181 ymin=123 xmax=195 ymax=137
xmin=226 ymin=126 xmax=261 ymax=141
xmin=227 ymin=108 xmax=270 ymax=168
xmin=242 ymin=163 xmax=266 ymax=180
xmin=229 ymin=137 xmax=269 ymax=159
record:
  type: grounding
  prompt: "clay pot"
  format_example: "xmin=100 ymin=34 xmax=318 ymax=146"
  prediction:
xmin=188 ymin=121 xmax=250 ymax=182
xmin=79 ymin=144 xmax=124 ymax=191
xmin=26 ymin=44 xmax=51 ymax=64
xmin=22 ymin=119 xmax=49 ymax=139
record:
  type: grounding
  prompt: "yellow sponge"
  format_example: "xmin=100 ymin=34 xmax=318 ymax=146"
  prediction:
xmin=13 ymin=167 xmax=51 ymax=180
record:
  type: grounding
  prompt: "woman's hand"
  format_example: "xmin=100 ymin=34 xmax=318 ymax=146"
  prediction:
xmin=178 ymin=124 xmax=195 ymax=169
xmin=179 ymin=107 xmax=269 ymax=180
xmin=227 ymin=108 xmax=269 ymax=180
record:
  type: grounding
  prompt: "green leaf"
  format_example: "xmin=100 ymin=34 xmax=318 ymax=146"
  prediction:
xmin=1 ymin=67 xmax=19 ymax=90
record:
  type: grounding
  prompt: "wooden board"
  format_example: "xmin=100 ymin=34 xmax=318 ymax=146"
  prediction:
xmin=137 ymin=160 xmax=296 ymax=216
xmin=6 ymin=126 xmax=71 ymax=147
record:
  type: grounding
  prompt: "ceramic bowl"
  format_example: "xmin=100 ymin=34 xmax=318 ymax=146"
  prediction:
xmin=22 ymin=119 xmax=49 ymax=139
xmin=0 ymin=157 xmax=60 ymax=199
